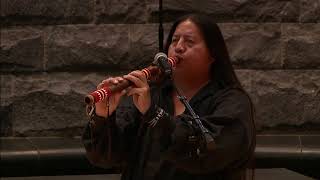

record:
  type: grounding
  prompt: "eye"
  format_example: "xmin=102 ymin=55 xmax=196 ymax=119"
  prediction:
xmin=186 ymin=39 xmax=194 ymax=46
xmin=172 ymin=37 xmax=178 ymax=43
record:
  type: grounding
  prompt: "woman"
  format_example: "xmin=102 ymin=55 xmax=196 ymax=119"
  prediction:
xmin=82 ymin=14 xmax=256 ymax=180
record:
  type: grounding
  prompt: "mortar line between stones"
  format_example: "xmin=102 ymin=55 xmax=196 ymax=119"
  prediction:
xmin=298 ymin=0 xmax=301 ymax=23
xmin=43 ymin=28 xmax=47 ymax=72
xmin=92 ymin=0 xmax=97 ymax=24
xmin=129 ymin=23 xmax=132 ymax=53
xmin=280 ymin=23 xmax=285 ymax=69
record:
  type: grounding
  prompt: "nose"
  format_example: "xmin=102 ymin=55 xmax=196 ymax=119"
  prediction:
xmin=175 ymin=39 xmax=186 ymax=54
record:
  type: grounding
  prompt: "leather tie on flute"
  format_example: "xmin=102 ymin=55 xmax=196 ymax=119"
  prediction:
xmin=84 ymin=53 xmax=178 ymax=105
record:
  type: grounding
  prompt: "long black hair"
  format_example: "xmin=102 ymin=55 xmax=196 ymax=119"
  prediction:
xmin=165 ymin=15 xmax=256 ymax=174
xmin=164 ymin=14 xmax=242 ymax=89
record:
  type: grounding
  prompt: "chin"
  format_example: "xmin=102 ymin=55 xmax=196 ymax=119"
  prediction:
xmin=173 ymin=74 xmax=189 ymax=84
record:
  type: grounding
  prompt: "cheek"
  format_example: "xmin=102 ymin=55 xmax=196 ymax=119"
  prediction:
xmin=186 ymin=47 xmax=208 ymax=63
xmin=186 ymin=50 xmax=211 ymax=70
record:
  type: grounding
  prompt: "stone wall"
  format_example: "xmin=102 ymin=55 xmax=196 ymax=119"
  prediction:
xmin=1 ymin=0 xmax=320 ymax=136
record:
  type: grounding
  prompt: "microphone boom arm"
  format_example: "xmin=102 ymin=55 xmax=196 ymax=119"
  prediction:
xmin=157 ymin=56 xmax=217 ymax=154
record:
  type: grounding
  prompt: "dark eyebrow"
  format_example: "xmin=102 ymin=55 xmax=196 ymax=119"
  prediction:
xmin=184 ymin=34 xmax=194 ymax=39
xmin=173 ymin=33 xmax=195 ymax=39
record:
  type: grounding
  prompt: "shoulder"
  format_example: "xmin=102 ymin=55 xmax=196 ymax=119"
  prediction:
xmin=215 ymin=87 xmax=251 ymax=105
xmin=211 ymin=87 xmax=253 ymax=120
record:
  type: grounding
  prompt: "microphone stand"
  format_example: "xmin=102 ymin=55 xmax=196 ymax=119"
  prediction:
xmin=157 ymin=57 xmax=216 ymax=155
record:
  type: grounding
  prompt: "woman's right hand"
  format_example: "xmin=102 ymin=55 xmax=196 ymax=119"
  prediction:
xmin=95 ymin=77 xmax=127 ymax=118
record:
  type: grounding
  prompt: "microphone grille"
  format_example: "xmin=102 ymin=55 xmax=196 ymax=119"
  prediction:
xmin=154 ymin=52 xmax=167 ymax=62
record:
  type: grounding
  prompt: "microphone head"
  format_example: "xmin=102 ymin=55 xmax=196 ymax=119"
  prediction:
xmin=153 ymin=52 xmax=179 ymax=68
xmin=154 ymin=52 xmax=168 ymax=63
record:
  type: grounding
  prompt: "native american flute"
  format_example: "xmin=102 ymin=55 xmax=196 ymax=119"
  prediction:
xmin=84 ymin=54 xmax=178 ymax=105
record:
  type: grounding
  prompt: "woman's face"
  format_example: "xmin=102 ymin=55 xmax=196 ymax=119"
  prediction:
xmin=168 ymin=20 xmax=212 ymax=85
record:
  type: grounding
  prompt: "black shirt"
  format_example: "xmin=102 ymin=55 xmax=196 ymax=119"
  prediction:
xmin=82 ymin=80 xmax=256 ymax=180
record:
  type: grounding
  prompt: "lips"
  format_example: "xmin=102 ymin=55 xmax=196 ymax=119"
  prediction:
xmin=174 ymin=55 xmax=183 ymax=65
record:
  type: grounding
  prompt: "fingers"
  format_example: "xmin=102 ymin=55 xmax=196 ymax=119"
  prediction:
xmin=97 ymin=76 xmax=125 ymax=89
xmin=123 ymin=70 xmax=147 ymax=88
xmin=129 ymin=70 xmax=147 ymax=81
xmin=126 ymin=87 xmax=148 ymax=96
xmin=122 ymin=70 xmax=150 ymax=98
xmin=104 ymin=77 xmax=124 ymax=84
xmin=96 ymin=70 xmax=148 ymax=97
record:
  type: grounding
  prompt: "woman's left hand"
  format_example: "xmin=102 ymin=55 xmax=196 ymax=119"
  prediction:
xmin=123 ymin=70 xmax=151 ymax=114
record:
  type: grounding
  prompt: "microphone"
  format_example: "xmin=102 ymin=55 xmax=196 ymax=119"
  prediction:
xmin=84 ymin=53 xmax=178 ymax=105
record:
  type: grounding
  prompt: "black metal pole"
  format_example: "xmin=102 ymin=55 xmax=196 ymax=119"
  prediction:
xmin=158 ymin=0 xmax=164 ymax=52
xmin=173 ymin=84 xmax=216 ymax=153
xmin=157 ymin=57 xmax=217 ymax=154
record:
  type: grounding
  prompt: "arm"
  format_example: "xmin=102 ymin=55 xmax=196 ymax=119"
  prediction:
xmin=142 ymin=88 xmax=255 ymax=174
xmin=82 ymin=96 xmax=140 ymax=169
